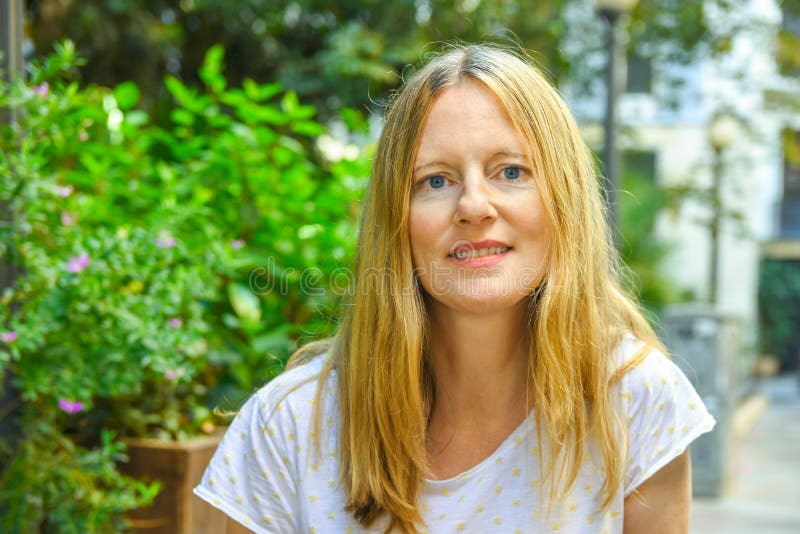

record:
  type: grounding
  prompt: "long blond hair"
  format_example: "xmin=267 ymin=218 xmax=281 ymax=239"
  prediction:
xmin=289 ymin=44 xmax=661 ymax=533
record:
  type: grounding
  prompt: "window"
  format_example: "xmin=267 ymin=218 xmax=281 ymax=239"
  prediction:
xmin=626 ymin=52 xmax=652 ymax=94
xmin=780 ymin=129 xmax=800 ymax=238
xmin=623 ymin=150 xmax=657 ymax=183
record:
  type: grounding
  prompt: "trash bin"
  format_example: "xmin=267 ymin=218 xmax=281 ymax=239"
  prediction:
xmin=660 ymin=305 xmax=740 ymax=497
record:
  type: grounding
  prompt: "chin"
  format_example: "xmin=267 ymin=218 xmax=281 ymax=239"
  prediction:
xmin=426 ymin=280 xmax=533 ymax=316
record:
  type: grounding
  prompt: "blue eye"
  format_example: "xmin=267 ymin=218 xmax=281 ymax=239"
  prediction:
xmin=503 ymin=167 xmax=521 ymax=180
xmin=428 ymin=175 xmax=446 ymax=189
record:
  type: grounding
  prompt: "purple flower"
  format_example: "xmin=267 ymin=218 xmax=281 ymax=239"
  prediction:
xmin=168 ymin=317 xmax=183 ymax=329
xmin=60 ymin=211 xmax=75 ymax=226
xmin=58 ymin=398 xmax=85 ymax=414
xmin=32 ymin=82 xmax=50 ymax=97
xmin=230 ymin=239 xmax=245 ymax=250
xmin=67 ymin=252 xmax=90 ymax=273
xmin=0 ymin=331 xmax=18 ymax=343
xmin=165 ymin=368 xmax=186 ymax=381
xmin=57 ymin=185 xmax=74 ymax=198
xmin=156 ymin=235 xmax=177 ymax=248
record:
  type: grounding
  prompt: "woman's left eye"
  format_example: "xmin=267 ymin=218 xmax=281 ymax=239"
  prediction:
xmin=502 ymin=167 xmax=522 ymax=180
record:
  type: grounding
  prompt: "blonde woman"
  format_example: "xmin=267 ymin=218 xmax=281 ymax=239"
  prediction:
xmin=195 ymin=44 xmax=715 ymax=533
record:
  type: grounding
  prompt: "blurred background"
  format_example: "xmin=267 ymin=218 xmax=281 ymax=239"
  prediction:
xmin=0 ymin=0 xmax=799 ymax=532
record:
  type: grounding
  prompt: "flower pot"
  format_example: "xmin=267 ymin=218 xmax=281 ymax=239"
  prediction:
xmin=121 ymin=433 xmax=228 ymax=534
xmin=756 ymin=355 xmax=780 ymax=377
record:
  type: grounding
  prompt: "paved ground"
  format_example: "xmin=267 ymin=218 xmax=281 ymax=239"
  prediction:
xmin=691 ymin=374 xmax=800 ymax=533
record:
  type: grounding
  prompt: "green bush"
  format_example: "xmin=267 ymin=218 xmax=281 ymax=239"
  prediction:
xmin=618 ymin=171 xmax=683 ymax=314
xmin=0 ymin=41 xmax=369 ymax=531
xmin=758 ymin=259 xmax=800 ymax=369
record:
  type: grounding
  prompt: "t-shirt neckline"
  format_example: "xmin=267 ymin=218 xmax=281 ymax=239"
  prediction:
xmin=423 ymin=408 xmax=536 ymax=486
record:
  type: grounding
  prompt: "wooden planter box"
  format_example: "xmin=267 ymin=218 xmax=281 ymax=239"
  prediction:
xmin=121 ymin=433 xmax=232 ymax=534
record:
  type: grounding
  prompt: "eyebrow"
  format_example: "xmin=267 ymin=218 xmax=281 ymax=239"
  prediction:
xmin=413 ymin=151 xmax=529 ymax=174
xmin=491 ymin=151 xmax=529 ymax=161
xmin=413 ymin=161 xmax=449 ymax=174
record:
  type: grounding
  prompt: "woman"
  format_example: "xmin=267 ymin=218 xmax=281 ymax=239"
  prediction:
xmin=195 ymin=44 xmax=715 ymax=533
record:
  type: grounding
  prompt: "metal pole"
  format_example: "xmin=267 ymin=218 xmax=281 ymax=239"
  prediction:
xmin=709 ymin=147 xmax=723 ymax=304
xmin=0 ymin=0 xmax=24 ymax=453
xmin=600 ymin=8 xmax=621 ymax=249
xmin=1 ymin=0 xmax=24 ymax=124
xmin=1 ymin=0 xmax=23 ymax=287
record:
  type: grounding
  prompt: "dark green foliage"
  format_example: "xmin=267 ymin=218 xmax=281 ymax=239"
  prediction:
xmin=758 ymin=259 xmax=800 ymax=370
xmin=26 ymin=0 xmax=718 ymax=120
xmin=618 ymin=169 xmax=684 ymax=315
xmin=0 ymin=426 xmax=160 ymax=534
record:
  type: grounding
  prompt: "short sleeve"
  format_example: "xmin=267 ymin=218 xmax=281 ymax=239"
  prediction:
xmin=619 ymin=348 xmax=716 ymax=496
xmin=194 ymin=389 xmax=302 ymax=533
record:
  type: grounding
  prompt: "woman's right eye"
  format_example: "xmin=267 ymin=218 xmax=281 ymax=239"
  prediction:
xmin=427 ymin=175 xmax=446 ymax=189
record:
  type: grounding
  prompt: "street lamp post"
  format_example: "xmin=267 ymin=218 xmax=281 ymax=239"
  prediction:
xmin=1 ymin=0 xmax=24 ymax=124
xmin=597 ymin=0 xmax=637 ymax=248
xmin=707 ymin=112 xmax=740 ymax=305
xmin=0 ymin=0 xmax=24 ymax=464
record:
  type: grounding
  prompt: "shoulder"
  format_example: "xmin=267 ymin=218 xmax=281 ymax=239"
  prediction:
xmin=613 ymin=334 xmax=683 ymax=392
xmin=232 ymin=355 xmax=338 ymax=435
xmin=612 ymin=336 xmax=716 ymax=495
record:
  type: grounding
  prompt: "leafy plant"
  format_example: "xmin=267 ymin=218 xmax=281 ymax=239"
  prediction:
xmin=0 ymin=41 xmax=369 ymax=531
xmin=0 ymin=426 xmax=159 ymax=534
xmin=758 ymin=259 xmax=800 ymax=370
xmin=617 ymin=170 xmax=683 ymax=314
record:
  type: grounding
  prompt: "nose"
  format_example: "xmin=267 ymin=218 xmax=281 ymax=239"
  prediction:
xmin=454 ymin=174 xmax=497 ymax=225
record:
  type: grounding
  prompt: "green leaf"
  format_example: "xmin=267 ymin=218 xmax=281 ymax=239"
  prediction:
xmin=165 ymin=76 xmax=203 ymax=112
xmin=340 ymin=107 xmax=370 ymax=134
xmin=281 ymin=90 xmax=299 ymax=114
xmin=79 ymin=153 xmax=106 ymax=175
xmin=228 ymin=283 xmax=261 ymax=324
xmin=200 ymin=44 xmax=226 ymax=93
xmin=237 ymin=102 xmax=288 ymax=125
xmin=260 ymin=82 xmax=283 ymax=101
xmin=170 ymin=108 xmax=195 ymax=126
xmin=252 ymin=324 xmax=292 ymax=353
xmin=291 ymin=120 xmax=326 ymax=137
xmin=203 ymin=45 xmax=225 ymax=78
xmin=113 ymin=82 xmax=140 ymax=110
xmin=289 ymin=104 xmax=316 ymax=120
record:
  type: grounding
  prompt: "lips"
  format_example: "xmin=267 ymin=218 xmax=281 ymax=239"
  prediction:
xmin=451 ymin=246 xmax=511 ymax=259
xmin=448 ymin=240 xmax=512 ymax=258
xmin=447 ymin=240 xmax=513 ymax=268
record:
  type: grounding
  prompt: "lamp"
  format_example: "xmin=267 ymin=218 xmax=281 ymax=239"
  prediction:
xmin=707 ymin=111 xmax=740 ymax=304
xmin=709 ymin=113 xmax=740 ymax=152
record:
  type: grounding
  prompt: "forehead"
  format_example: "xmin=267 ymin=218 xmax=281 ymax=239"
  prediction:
xmin=414 ymin=80 xmax=529 ymax=164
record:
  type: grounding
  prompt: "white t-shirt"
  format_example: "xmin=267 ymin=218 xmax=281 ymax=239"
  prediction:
xmin=194 ymin=336 xmax=715 ymax=533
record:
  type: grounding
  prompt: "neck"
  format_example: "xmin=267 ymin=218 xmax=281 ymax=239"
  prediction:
xmin=426 ymin=299 xmax=531 ymax=425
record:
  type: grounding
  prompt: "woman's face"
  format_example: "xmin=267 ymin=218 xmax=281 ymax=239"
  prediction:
xmin=409 ymin=79 xmax=551 ymax=316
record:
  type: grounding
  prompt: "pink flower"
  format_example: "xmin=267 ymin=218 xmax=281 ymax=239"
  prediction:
xmin=67 ymin=252 xmax=90 ymax=273
xmin=60 ymin=211 xmax=75 ymax=226
xmin=156 ymin=235 xmax=177 ymax=248
xmin=57 ymin=185 xmax=74 ymax=198
xmin=58 ymin=398 xmax=85 ymax=414
xmin=0 ymin=331 xmax=18 ymax=343
xmin=32 ymin=82 xmax=49 ymax=97
xmin=165 ymin=368 xmax=186 ymax=381
xmin=230 ymin=239 xmax=245 ymax=250
xmin=168 ymin=317 xmax=183 ymax=329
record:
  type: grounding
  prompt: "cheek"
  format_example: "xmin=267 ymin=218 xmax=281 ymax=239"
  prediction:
xmin=408 ymin=207 xmax=430 ymax=267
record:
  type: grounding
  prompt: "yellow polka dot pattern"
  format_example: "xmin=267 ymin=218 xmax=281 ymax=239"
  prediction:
xmin=192 ymin=336 xmax=715 ymax=533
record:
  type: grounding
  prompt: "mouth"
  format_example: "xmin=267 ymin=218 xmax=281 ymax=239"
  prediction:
xmin=447 ymin=240 xmax=513 ymax=265
xmin=448 ymin=246 xmax=512 ymax=260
